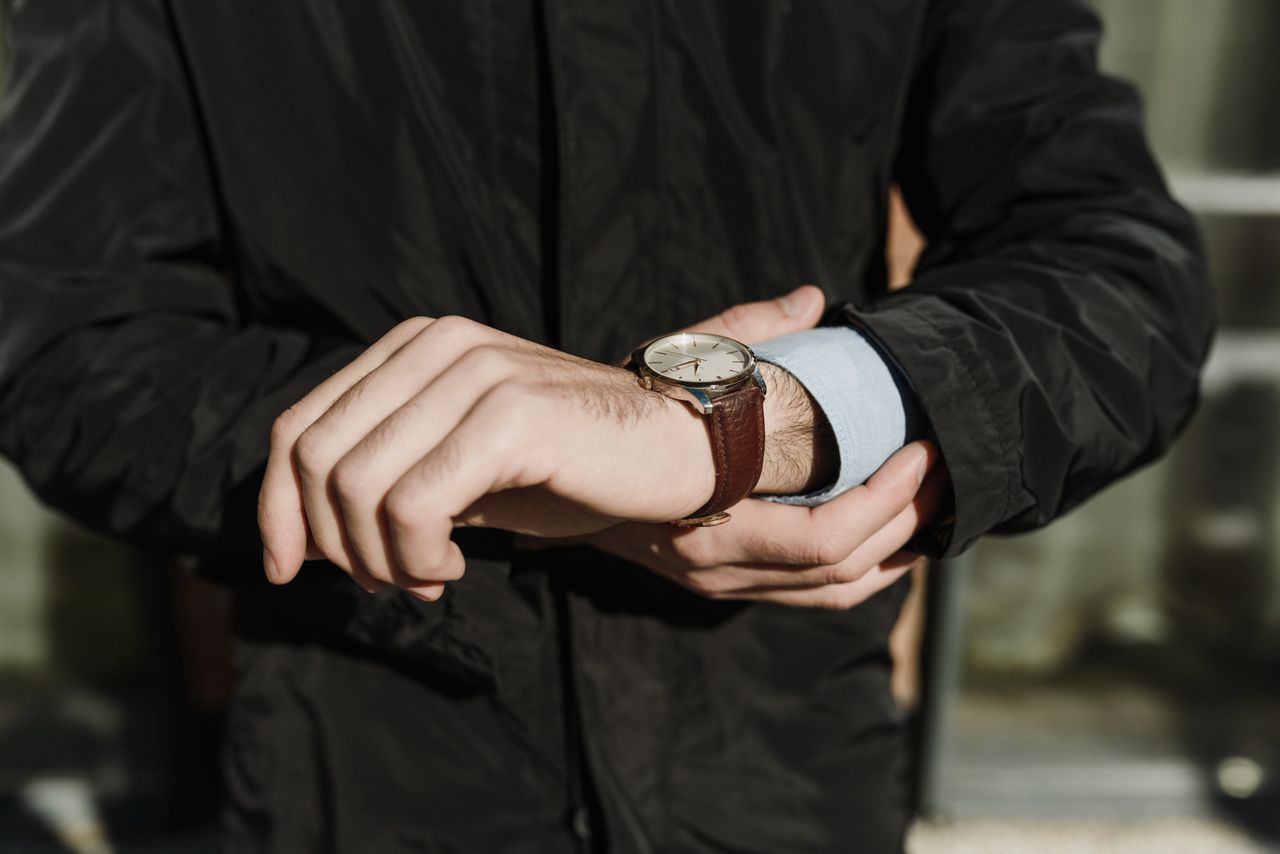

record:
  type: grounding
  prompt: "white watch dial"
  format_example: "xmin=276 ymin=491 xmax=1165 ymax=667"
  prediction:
xmin=642 ymin=332 xmax=754 ymax=385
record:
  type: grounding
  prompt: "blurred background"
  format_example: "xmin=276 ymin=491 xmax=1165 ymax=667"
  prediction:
xmin=908 ymin=0 xmax=1280 ymax=851
xmin=1 ymin=1 xmax=1277 ymax=852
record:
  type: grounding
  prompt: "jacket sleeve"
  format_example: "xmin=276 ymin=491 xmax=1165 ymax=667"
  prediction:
xmin=846 ymin=0 xmax=1214 ymax=557
xmin=0 ymin=1 xmax=364 ymax=562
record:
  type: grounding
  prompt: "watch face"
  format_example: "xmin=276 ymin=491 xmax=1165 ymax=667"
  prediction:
xmin=641 ymin=332 xmax=755 ymax=387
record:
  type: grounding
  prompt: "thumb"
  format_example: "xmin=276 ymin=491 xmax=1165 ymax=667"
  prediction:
xmin=680 ymin=284 xmax=825 ymax=345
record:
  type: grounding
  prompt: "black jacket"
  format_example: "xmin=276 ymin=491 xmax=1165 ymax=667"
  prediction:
xmin=0 ymin=1 xmax=1212 ymax=851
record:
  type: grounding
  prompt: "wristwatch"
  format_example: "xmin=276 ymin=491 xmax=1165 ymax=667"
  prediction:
xmin=627 ymin=331 xmax=767 ymax=526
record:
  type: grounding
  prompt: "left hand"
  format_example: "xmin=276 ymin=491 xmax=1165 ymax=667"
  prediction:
xmin=564 ymin=442 xmax=946 ymax=609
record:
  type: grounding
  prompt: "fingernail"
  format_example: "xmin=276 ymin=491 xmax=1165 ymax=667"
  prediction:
xmin=263 ymin=546 xmax=279 ymax=583
xmin=914 ymin=450 xmax=930 ymax=485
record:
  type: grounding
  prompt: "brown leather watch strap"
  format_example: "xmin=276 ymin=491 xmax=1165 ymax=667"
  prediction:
xmin=677 ymin=381 xmax=765 ymax=525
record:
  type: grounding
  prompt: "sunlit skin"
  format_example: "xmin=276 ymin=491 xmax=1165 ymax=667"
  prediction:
xmin=258 ymin=285 xmax=946 ymax=609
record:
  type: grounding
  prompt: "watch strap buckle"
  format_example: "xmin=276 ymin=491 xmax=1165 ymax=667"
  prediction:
xmin=669 ymin=511 xmax=732 ymax=527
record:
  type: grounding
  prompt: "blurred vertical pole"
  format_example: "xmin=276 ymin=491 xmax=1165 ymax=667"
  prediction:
xmin=882 ymin=185 xmax=968 ymax=819
xmin=911 ymin=551 xmax=972 ymax=818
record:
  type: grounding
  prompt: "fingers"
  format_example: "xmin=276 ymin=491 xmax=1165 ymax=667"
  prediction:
xmin=706 ymin=464 xmax=947 ymax=601
xmin=331 ymin=346 xmax=530 ymax=585
xmin=296 ymin=318 xmax=550 ymax=576
xmin=576 ymin=444 xmax=948 ymax=610
xmin=683 ymin=463 xmax=944 ymax=593
xmin=382 ymin=388 xmax=541 ymax=584
xmin=680 ymin=284 xmax=825 ymax=344
xmin=291 ymin=318 xmax=485 ymax=571
xmin=799 ymin=440 xmax=937 ymax=560
xmin=671 ymin=441 xmax=936 ymax=568
xmin=262 ymin=314 xmax=553 ymax=587
xmin=259 ymin=316 xmax=435 ymax=584
xmin=725 ymin=553 xmax=920 ymax=610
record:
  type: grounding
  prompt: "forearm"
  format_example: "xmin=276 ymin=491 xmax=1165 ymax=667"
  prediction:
xmin=0 ymin=295 xmax=363 ymax=559
xmin=859 ymin=0 xmax=1212 ymax=556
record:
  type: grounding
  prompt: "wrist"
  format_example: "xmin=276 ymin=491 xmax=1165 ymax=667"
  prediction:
xmin=661 ymin=393 xmax=719 ymax=518
xmin=755 ymin=362 xmax=837 ymax=495
xmin=649 ymin=362 xmax=835 ymax=518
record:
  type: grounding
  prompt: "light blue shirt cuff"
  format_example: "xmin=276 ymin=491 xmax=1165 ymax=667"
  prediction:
xmin=752 ymin=326 xmax=907 ymax=506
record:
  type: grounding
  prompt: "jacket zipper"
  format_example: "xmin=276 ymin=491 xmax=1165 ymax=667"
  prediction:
xmin=534 ymin=2 xmax=600 ymax=850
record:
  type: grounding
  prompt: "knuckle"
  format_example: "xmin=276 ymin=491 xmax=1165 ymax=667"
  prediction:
xmin=478 ymin=384 xmax=539 ymax=433
xmin=820 ymin=563 xmax=856 ymax=586
xmin=393 ymin=316 xmax=434 ymax=338
xmin=457 ymin=344 xmax=516 ymax=379
xmin=486 ymin=379 xmax=531 ymax=407
xmin=427 ymin=314 xmax=480 ymax=344
xmin=383 ymin=491 xmax=419 ymax=536
xmin=271 ymin=405 xmax=305 ymax=445
xmin=672 ymin=535 xmax=716 ymax=570
xmin=809 ymin=531 xmax=853 ymax=568
xmin=292 ymin=428 xmax=329 ymax=476
xmin=330 ymin=459 xmax=368 ymax=505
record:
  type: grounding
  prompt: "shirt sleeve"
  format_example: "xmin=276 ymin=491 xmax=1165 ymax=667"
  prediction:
xmin=752 ymin=326 xmax=921 ymax=506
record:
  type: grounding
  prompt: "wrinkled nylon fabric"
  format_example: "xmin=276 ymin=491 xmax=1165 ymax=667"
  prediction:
xmin=0 ymin=1 xmax=1210 ymax=851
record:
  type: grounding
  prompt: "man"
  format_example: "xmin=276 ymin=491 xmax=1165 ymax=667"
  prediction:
xmin=0 ymin=1 xmax=1211 ymax=852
